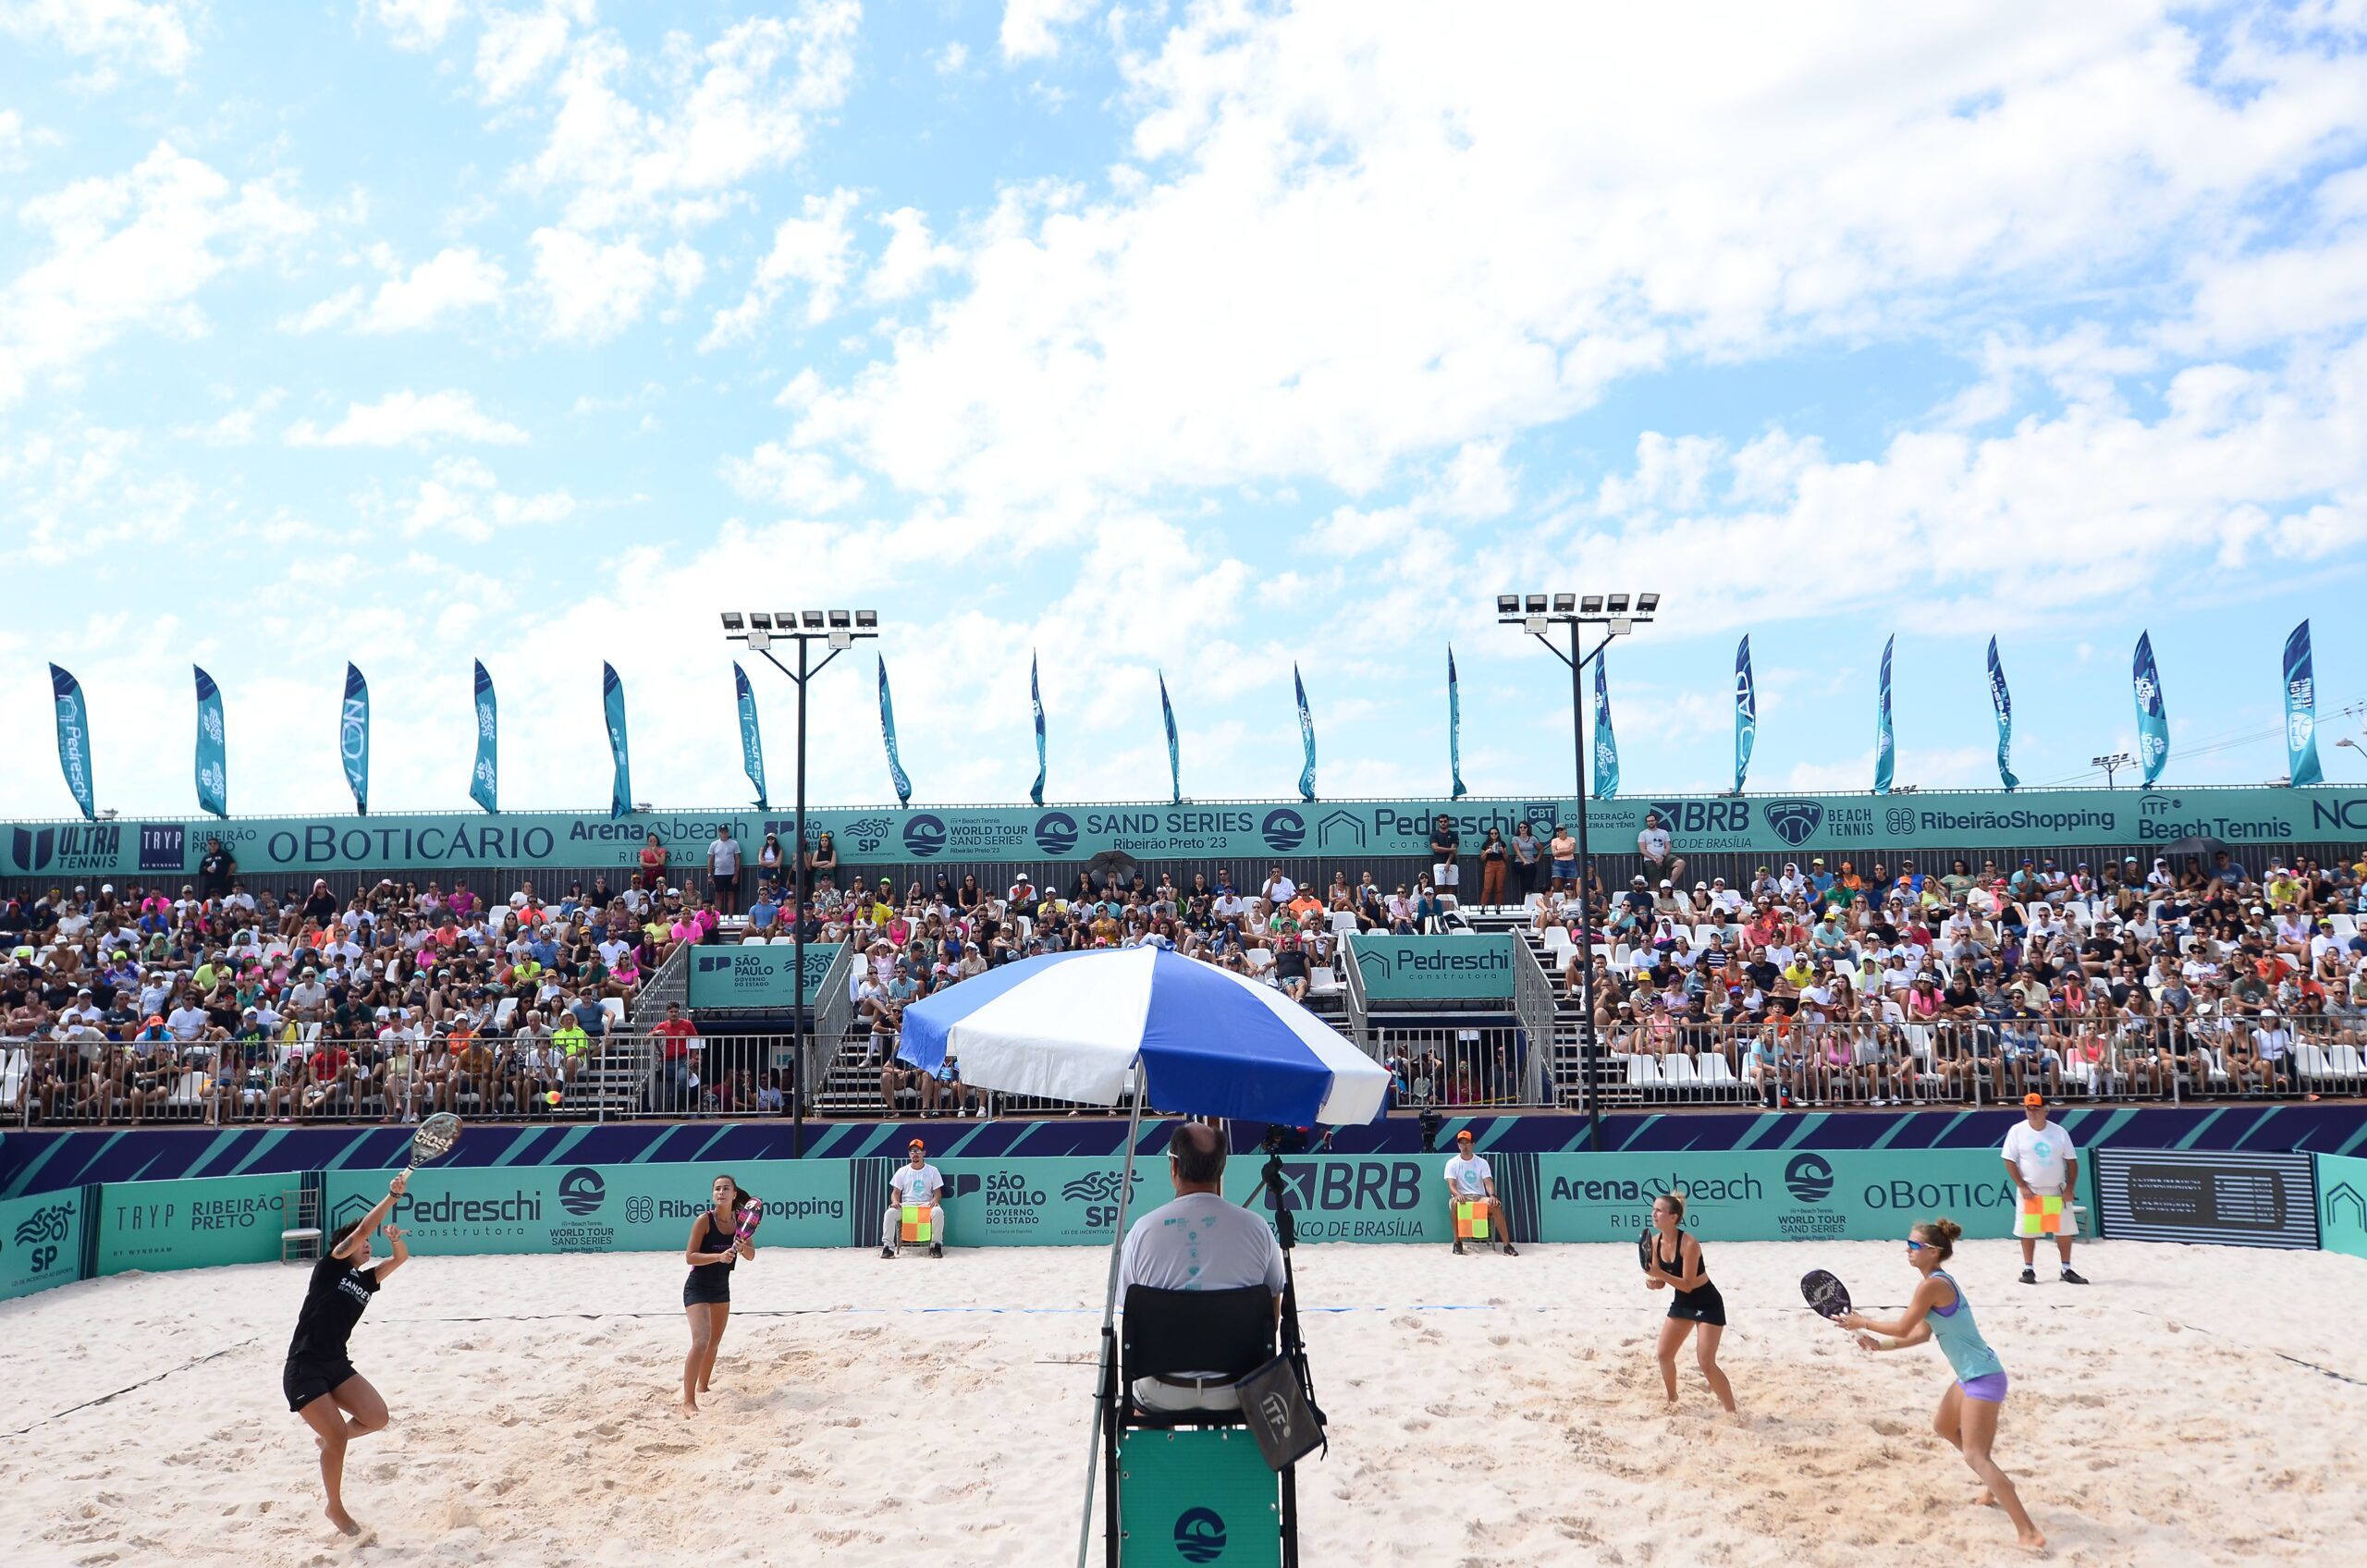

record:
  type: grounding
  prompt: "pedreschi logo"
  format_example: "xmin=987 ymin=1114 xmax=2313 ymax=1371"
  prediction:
xmin=1173 ymin=1507 xmax=1227 ymax=1563
xmin=558 ymin=1167 xmax=606 ymax=1218
xmin=1034 ymin=811 xmax=1078 ymax=855
xmin=1784 ymin=1153 xmax=1834 ymax=1204
xmin=1765 ymin=799 xmax=1823 ymax=847
xmin=903 ymin=814 xmax=947 ymax=858
xmin=1355 ymin=947 xmax=1393 ymax=980
xmin=1260 ymin=808 xmax=1305 ymax=852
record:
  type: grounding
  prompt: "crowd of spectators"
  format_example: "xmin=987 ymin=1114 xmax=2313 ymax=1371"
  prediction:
xmin=0 ymin=840 xmax=717 ymax=1125
xmin=1537 ymin=848 xmax=2367 ymax=1108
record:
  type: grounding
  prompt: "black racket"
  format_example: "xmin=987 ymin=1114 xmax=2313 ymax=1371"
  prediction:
xmin=1800 ymin=1268 xmax=1851 ymax=1318
xmin=1637 ymin=1231 xmax=1654 ymax=1274
xmin=406 ymin=1112 xmax=463 ymax=1173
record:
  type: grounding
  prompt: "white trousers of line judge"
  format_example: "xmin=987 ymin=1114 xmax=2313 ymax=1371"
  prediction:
xmin=882 ymin=1204 xmax=944 ymax=1246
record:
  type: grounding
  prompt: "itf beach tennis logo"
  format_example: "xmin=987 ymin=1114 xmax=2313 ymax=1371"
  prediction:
xmin=1173 ymin=1507 xmax=1226 ymax=1563
xmin=1783 ymin=1154 xmax=1835 ymax=1204
xmin=1034 ymin=812 xmax=1079 ymax=855
xmin=1764 ymin=800 xmax=1823 ymax=847
xmin=1260 ymin=808 xmax=1306 ymax=852
xmin=902 ymin=814 xmax=947 ymax=858
xmin=557 ymin=1168 xmax=607 ymax=1218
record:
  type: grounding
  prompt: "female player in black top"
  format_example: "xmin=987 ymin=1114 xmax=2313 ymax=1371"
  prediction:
xmin=681 ymin=1171 xmax=757 ymax=1415
xmin=1641 ymin=1190 xmax=1736 ymax=1412
xmin=285 ymin=1170 xmax=410 ymax=1537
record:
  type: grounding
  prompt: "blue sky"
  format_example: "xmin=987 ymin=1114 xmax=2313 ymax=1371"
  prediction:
xmin=4 ymin=0 xmax=2367 ymax=820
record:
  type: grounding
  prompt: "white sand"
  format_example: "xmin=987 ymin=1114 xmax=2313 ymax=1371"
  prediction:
xmin=3 ymin=1237 xmax=2363 ymax=1567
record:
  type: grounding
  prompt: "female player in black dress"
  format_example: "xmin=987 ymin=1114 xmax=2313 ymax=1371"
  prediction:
xmin=285 ymin=1170 xmax=410 ymax=1537
xmin=681 ymin=1171 xmax=757 ymax=1415
xmin=1642 ymin=1189 xmax=1736 ymax=1412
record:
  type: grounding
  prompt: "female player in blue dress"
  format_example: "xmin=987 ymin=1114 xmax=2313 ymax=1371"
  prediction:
xmin=1836 ymin=1218 xmax=2044 ymax=1551
xmin=680 ymin=1172 xmax=756 ymax=1415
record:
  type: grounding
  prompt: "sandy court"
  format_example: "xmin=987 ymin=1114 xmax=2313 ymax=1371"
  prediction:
xmin=3 ymin=1237 xmax=2363 ymax=1568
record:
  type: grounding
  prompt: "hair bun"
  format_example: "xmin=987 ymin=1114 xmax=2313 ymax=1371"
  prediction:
xmin=1934 ymin=1219 xmax=1964 ymax=1243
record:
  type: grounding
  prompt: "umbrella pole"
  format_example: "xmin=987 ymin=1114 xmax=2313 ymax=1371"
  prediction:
xmin=1076 ymin=1063 xmax=1147 ymax=1568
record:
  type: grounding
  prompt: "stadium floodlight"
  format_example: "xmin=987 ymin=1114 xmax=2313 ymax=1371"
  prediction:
xmin=1608 ymin=618 xmax=1633 ymax=637
xmin=1552 ymin=594 xmax=1577 ymax=613
xmin=775 ymin=613 xmax=797 ymax=629
xmin=748 ymin=612 xmax=773 ymax=630
xmin=1605 ymin=593 xmax=1630 ymax=613
xmin=1636 ymin=592 xmax=1661 ymax=614
xmin=720 ymin=612 xmax=745 ymax=631
xmin=854 ymin=610 xmax=878 ymax=628
xmin=1580 ymin=594 xmax=1604 ymax=614
xmin=827 ymin=610 xmax=852 ymax=629
xmin=1496 ymin=594 xmax=1520 ymax=615
xmin=1524 ymin=594 xmax=1548 ymax=614
xmin=1525 ymin=615 xmax=1549 ymax=635
xmin=796 ymin=610 xmax=820 ymax=629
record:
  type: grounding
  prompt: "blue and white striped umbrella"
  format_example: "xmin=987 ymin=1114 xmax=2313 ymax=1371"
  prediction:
xmin=900 ymin=948 xmax=1389 ymax=1125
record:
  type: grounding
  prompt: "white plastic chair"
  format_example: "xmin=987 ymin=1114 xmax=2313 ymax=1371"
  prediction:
xmin=1698 ymin=1050 xmax=1738 ymax=1092
xmin=2331 ymin=913 xmax=2359 ymax=940
xmin=1245 ymin=949 xmax=1275 ymax=975
xmin=1309 ymin=966 xmax=1340 ymax=998
xmin=1662 ymin=1054 xmax=1700 ymax=1098
xmin=1625 ymin=1055 xmax=1662 ymax=1091
xmin=494 ymin=997 xmax=519 ymax=1029
xmin=1330 ymin=911 xmax=1360 ymax=937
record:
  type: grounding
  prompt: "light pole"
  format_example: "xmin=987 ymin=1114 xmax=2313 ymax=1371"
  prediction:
xmin=1497 ymin=591 xmax=1658 ymax=1153
xmin=722 ymin=609 xmax=878 ymax=1157
xmin=2092 ymin=752 xmax=2133 ymax=790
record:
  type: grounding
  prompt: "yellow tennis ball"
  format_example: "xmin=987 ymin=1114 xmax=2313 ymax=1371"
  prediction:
xmin=545 ymin=1090 xmax=562 ymax=1107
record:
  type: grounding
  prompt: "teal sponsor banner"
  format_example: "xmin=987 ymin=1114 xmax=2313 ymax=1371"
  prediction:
xmin=322 ymin=1159 xmax=849 ymax=1258
xmin=686 ymin=943 xmax=842 ymax=1009
xmin=97 ymin=1174 xmax=288 ymax=1276
xmin=1 ymin=1187 xmax=86 ymax=1300
xmin=7 ymin=786 xmax=2365 ymax=880
xmin=1226 ymin=1153 xmax=1446 ymax=1243
xmin=1535 ymin=1146 xmax=2040 ymax=1244
xmin=2317 ymin=1154 xmax=2367 ymax=1260
xmin=923 ymin=1158 xmax=1151 ymax=1247
xmin=1349 ymin=935 xmax=1519 ymax=1001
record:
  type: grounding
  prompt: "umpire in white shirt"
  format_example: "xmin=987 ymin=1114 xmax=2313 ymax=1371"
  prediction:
xmin=1115 ymin=1123 xmax=1282 ymax=1413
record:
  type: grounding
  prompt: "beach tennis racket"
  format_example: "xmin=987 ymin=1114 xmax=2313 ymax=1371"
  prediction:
xmin=1800 ymin=1268 xmax=1852 ymax=1318
xmin=1637 ymin=1231 xmax=1654 ymax=1274
xmin=405 ymin=1112 xmax=464 ymax=1173
xmin=733 ymin=1199 xmax=765 ymax=1244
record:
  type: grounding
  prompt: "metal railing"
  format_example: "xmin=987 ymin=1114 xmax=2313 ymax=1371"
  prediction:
xmin=1507 ymin=930 xmax=1557 ymax=1106
xmin=1338 ymin=937 xmax=1373 ymax=1055
xmin=1379 ymin=1023 xmax=1550 ymax=1108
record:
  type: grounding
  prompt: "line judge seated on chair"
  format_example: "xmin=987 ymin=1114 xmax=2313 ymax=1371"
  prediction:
xmin=1442 ymin=1129 xmax=1519 ymax=1257
xmin=1115 ymin=1123 xmax=1282 ymax=1414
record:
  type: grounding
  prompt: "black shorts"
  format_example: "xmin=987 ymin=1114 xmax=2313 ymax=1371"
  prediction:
xmin=284 ymin=1356 xmax=358 ymax=1412
xmin=683 ymin=1272 xmax=731 ymax=1307
xmin=1667 ymin=1282 xmax=1726 ymax=1327
xmin=712 ymin=871 xmax=739 ymax=890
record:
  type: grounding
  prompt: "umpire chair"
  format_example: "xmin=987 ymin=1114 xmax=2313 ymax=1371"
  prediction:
xmin=1102 ymin=1284 xmax=1306 ymax=1567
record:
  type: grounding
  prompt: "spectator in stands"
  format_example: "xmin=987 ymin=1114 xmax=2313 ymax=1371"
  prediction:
xmin=1510 ymin=821 xmax=1541 ymax=903
xmin=652 ymin=1001 xmax=700 ymax=1113
xmin=1638 ymin=810 xmax=1686 ymax=888
xmin=1548 ymin=823 xmax=1577 ymax=893
xmin=707 ymin=827 xmax=742 ymax=916
xmin=1429 ymin=815 xmax=1461 ymax=900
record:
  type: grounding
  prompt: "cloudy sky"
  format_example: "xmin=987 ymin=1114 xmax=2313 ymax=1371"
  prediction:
xmin=3 ymin=0 xmax=2365 ymax=821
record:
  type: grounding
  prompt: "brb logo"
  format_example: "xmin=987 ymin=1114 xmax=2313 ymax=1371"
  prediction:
xmin=1034 ymin=812 xmax=1079 ymax=855
xmin=1784 ymin=1153 xmax=1835 ymax=1204
xmin=10 ymin=1200 xmax=74 ymax=1276
xmin=902 ymin=814 xmax=947 ymax=858
xmin=1260 ymin=809 xmax=1306 ymax=852
xmin=558 ymin=1168 xmax=607 ymax=1218
xmin=1173 ymin=1507 xmax=1227 ymax=1563
xmin=1647 ymin=800 xmax=1751 ymax=836
xmin=1764 ymin=800 xmax=1824 ymax=847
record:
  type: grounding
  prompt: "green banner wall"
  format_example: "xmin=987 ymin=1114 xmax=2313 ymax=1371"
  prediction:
xmin=1350 ymin=935 xmax=1519 ymax=1001
xmin=95 ymin=1173 xmax=289 ymax=1276
xmin=2318 ymin=1154 xmax=2367 ymax=1260
xmin=687 ymin=943 xmax=843 ymax=1009
xmin=7 ymin=784 xmax=2361 ymax=880
xmin=1 ymin=1187 xmax=87 ymax=1300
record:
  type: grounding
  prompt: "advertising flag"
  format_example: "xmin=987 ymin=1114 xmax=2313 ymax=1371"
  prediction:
xmin=602 ymin=662 xmax=632 ymax=819
xmin=1294 ymin=663 xmax=1318 ymax=802
xmin=1447 ymin=646 xmax=1468 ymax=801
xmin=470 ymin=660 xmax=499 ymax=815
xmin=1986 ymin=637 xmax=2018 ymax=791
xmin=193 ymin=665 xmax=227 ymax=818
xmin=340 ymin=663 xmax=370 ymax=816
xmin=1733 ymin=636 xmax=1757 ymax=794
xmin=2284 ymin=620 xmax=2323 ymax=788
xmin=734 ymin=662 xmax=768 ymax=809
xmin=1159 ymin=670 xmax=1181 ymax=806
xmin=877 ymin=656 xmax=911 ymax=807
xmin=1029 ymin=652 xmax=1047 ymax=807
xmin=49 ymin=664 xmax=94 ymax=821
xmin=1592 ymin=650 xmax=1619 ymax=800
xmin=1873 ymin=634 xmax=1895 ymax=796
xmin=2132 ymin=632 xmax=2170 ymax=788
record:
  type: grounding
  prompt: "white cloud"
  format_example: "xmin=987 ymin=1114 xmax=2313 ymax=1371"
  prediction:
xmin=865 ymin=206 xmax=960 ymax=302
xmin=932 ymin=41 xmax=969 ymax=75
xmin=0 ymin=0 xmax=196 ymax=79
xmin=475 ymin=0 xmax=591 ymax=103
xmin=378 ymin=456 xmax=577 ymax=541
xmin=1000 ymin=0 xmax=1094 ymax=63
xmin=299 ymin=247 xmax=508 ymax=335
xmin=531 ymin=227 xmax=660 ymax=342
xmin=173 ymin=387 xmax=284 ymax=447
xmin=526 ymin=2 xmax=861 ymax=231
xmin=286 ymin=389 xmax=530 ymax=448
xmin=0 ymin=142 xmax=313 ymax=410
xmin=2 ymin=420 xmax=200 ymax=564
xmin=719 ymin=442 xmax=863 ymax=510
xmin=705 ymin=187 xmax=859 ymax=344
xmin=360 ymin=0 xmax=470 ymax=52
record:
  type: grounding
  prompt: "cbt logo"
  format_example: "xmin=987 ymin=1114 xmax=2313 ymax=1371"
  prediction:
xmin=1260 ymin=809 xmax=1305 ymax=852
xmin=902 ymin=814 xmax=947 ymax=858
xmin=558 ymin=1168 xmax=607 ymax=1218
xmin=1784 ymin=1153 xmax=1834 ymax=1204
xmin=1173 ymin=1507 xmax=1226 ymax=1564
xmin=1034 ymin=812 xmax=1079 ymax=855
xmin=10 ymin=1200 xmax=74 ymax=1276
xmin=1764 ymin=800 xmax=1824 ymax=848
